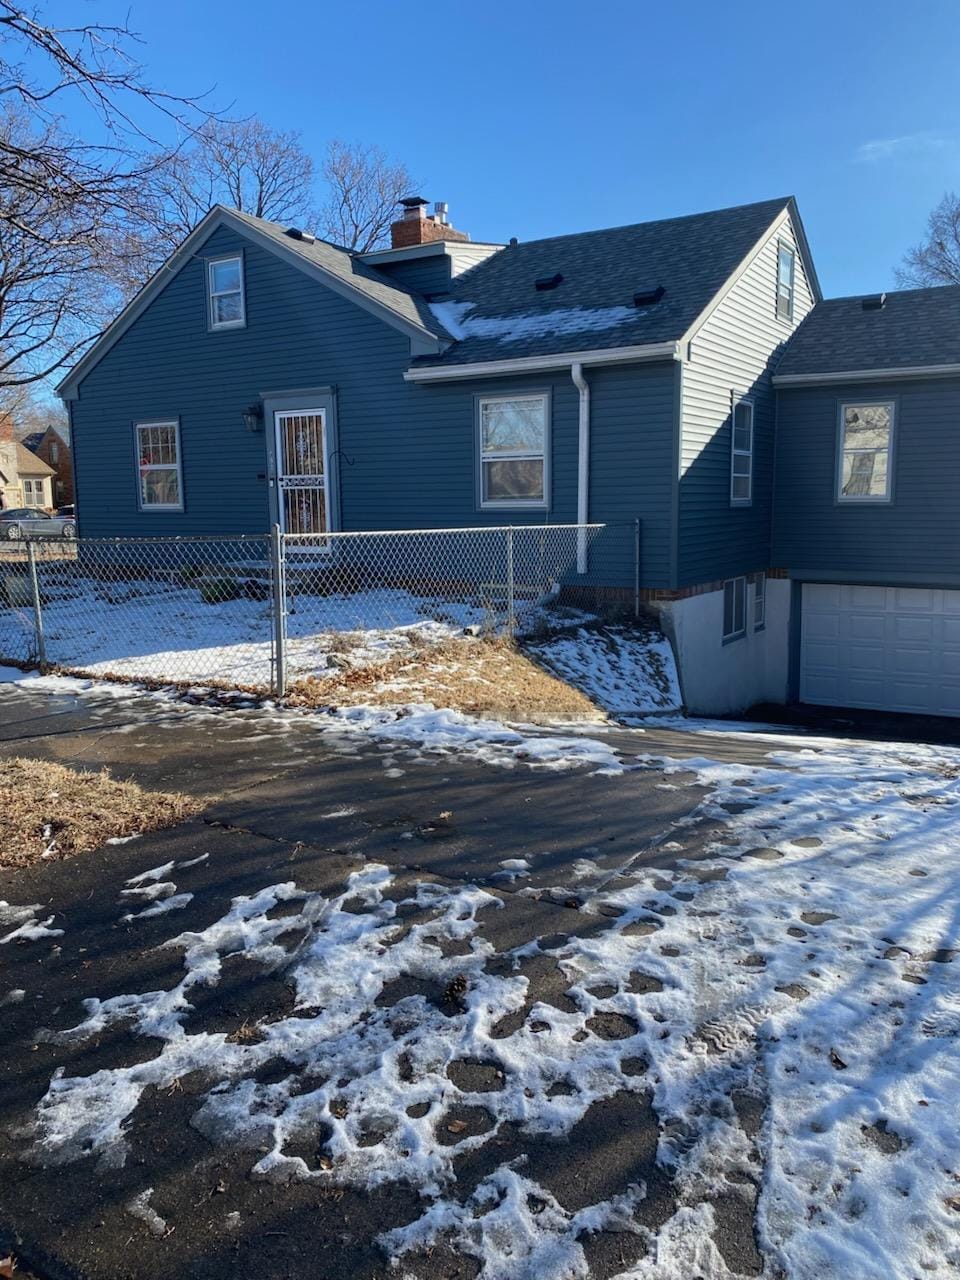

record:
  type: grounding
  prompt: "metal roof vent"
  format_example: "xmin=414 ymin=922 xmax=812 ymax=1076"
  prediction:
xmin=862 ymin=292 xmax=886 ymax=310
xmin=535 ymin=272 xmax=564 ymax=291
xmin=633 ymin=285 xmax=665 ymax=307
xmin=286 ymin=227 xmax=316 ymax=244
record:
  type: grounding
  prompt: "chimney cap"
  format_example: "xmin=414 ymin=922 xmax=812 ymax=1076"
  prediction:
xmin=399 ymin=195 xmax=429 ymax=208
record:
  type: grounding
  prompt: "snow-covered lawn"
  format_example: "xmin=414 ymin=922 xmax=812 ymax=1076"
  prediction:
xmin=1 ymin=578 xmax=499 ymax=686
xmin=13 ymin=712 xmax=960 ymax=1278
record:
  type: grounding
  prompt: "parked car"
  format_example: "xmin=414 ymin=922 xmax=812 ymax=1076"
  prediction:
xmin=0 ymin=507 xmax=76 ymax=539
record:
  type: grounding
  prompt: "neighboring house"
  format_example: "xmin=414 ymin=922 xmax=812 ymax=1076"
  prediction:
xmin=0 ymin=418 xmax=55 ymax=510
xmin=21 ymin=424 xmax=74 ymax=507
xmin=56 ymin=194 xmax=821 ymax=715
xmin=772 ymin=286 xmax=960 ymax=718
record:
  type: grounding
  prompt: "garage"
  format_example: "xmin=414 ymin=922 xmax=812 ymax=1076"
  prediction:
xmin=800 ymin=583 xmax=960 ymax=717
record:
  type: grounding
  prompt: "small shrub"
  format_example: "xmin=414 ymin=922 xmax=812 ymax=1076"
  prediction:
xmin=198 ymin=577 xmax=242 ymax=604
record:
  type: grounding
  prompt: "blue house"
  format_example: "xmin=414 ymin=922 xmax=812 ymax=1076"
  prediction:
xmin=58 ymin=195 xmax=960 ymax=717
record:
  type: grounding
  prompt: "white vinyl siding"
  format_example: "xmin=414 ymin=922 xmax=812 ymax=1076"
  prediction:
xmin=478 ymin=394 xmax=548 ymax=508
xmin=723 ymin=576 xmax=747 ymax=641
xmin=679 ymin=214 xmax=816 ymax=584
xmin=136 ymin=421 xmax=183 ymax=510
xmin=730 ymin=396 xmax=754 ymax=504
xmin=207 ymin=254 xmax=246 ymax=330
xmin=837 ymin=402 xmax=894 ymax=502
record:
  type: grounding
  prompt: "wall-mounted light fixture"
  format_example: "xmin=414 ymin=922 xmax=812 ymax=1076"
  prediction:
xmin=242 ymin=403 xmax=264 ymax=433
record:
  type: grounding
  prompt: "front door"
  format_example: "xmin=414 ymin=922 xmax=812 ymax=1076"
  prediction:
xmin=274 ymin=409 xmax=329 ymax=544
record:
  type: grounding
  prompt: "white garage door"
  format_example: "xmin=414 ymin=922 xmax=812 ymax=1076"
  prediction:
xmin=801 ymin=584 xmax=960 ymax=717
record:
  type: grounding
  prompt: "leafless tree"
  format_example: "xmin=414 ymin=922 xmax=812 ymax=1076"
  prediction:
xmin=0 ymin=2 xmax=216 ymax=387
xmin=895 ymin=192 xmax=960 ymax=288
xmin=119 ymin=120 xmax=319 ymax=292
xmin=318 ymin=140 xmax=416 ymax=251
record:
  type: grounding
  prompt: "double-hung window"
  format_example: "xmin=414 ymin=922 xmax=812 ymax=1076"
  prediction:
xmin=776 ymin=244 xmax=795 ymax=320
xmin=478 ymin=394 xmax=548 ymax=507
xmin=136 ymin=421 xmax=183 ymax=510
xmin=754 ymin=571 xmax=766 ymax=630
xmin=730 ymin=396 xmax=754 ymax=505
xmin=207 ymin=255 xmax=245 ymax=329
xmin=838 ymin=402 xmax=894 ymax=502
xmin=723 ymin=576 xmax=747 ymax=642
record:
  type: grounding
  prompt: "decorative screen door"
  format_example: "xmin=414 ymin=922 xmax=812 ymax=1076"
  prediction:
xmin=274 ymin=409 xmax=330 ymax=544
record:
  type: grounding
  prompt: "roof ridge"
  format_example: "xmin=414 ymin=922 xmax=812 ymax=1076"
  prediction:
xmin=819 ymin=283 xmax=960 ymax=304
xmin=503 ymin=196 xmax=793 ymax=250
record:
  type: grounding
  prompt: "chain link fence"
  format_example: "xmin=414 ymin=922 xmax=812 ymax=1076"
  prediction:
xmin=0 ymin=522 xmax=638 ymax=696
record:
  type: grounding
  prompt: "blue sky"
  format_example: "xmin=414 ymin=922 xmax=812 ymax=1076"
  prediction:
xmin=49 ymin=0 xmax=960 ymax=295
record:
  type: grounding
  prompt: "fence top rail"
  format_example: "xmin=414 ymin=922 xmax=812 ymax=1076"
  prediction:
xmin=5 ymin=534 xmax=270 ymax=546
xmin=282 ymin=523 xmax=606 ymax=541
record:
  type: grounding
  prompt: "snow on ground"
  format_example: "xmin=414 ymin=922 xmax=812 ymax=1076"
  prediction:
xmin=1 ymin=901 xmax=64 ymax=945
xmin=2 ymin=670 xmax=628 ymax=773
xmin=528 ymin=624 xmax=683 ymax=715
xmin=15 ymin=724 xmax=960 ymax=1277
xmin=1 ymin=582 xmax=499 ymax=686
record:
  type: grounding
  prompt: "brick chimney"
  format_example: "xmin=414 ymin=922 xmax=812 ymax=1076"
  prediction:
xmin=0 ymin=412 xmax=13 ymax=443
xmin=390 ymin=196 xmax=470 ymax=250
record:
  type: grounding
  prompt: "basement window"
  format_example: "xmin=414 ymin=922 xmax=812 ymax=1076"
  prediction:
xmin=723 ymin=577 xmax=747 ymax=642
xmin=754 ymin=572 xmax=766 ymax=630
xmin=478 ymin=394 xmax=548 ymax=508
xmin=207 ymin=254 xmax=246 ymax=330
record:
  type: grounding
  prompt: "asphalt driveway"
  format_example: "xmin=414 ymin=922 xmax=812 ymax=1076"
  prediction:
xmin=1 ymin=677 xmax=957 ymax=1280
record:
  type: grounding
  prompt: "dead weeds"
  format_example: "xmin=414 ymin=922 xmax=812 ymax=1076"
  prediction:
xmin=284 ymin=636 xmax=599 ymax=719
xmin=0 ymin=757 xmax=204 ymax=869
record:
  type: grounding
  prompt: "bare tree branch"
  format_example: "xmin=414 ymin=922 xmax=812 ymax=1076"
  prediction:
xmin=895 ymin=192 xmax=960 ymax=288
xmin=318 ymin=140 xmax=416 ymax=252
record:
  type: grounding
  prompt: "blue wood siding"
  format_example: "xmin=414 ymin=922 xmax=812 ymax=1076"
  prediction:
xmin=72 ymin=224 xmax=676 ymax=586
xmin=375 ymin=256 xmax=452 ymax=297
xmin=773 ymin=377 xmax=960 ymax=586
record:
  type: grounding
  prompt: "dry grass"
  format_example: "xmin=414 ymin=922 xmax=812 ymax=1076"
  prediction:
xmin=285 ymin=636 xmax=599 ymax=719
xmin=0 ymin=757 xmax=204 ymax=869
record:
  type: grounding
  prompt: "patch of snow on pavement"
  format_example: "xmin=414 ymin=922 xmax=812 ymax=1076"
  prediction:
xmin=1 ymin=901 xmax=63 ymax=945
xmin=13 ymin=720 xmax=960 ymax=1278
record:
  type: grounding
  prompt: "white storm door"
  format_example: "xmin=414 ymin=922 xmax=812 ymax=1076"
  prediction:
xmin=275 ymin=409 xmax=330 ymax=544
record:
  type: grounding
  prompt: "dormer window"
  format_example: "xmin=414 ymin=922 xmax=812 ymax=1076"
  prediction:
xmin=776 ymin=244 xmax=795 ymax=321
xmin=207 ymin=254 xmax=245 ymax=330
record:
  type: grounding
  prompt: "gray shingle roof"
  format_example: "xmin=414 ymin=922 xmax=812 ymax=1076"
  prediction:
xmin=227 ymin=209 xmax=452 ymax=340
xmin=411 ymin=197 xmax=794 ymax=367
xmin=776 ymin=286 xmax=960 ymax=377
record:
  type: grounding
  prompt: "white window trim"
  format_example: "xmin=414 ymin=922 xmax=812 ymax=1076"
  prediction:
xmin=207 ymin=253 xmax=246 ymax=330
xmin=836 ymin=400 xmax=895 ymax=504
xmin=753 ymin=571 xmax=766 ymax=630
xmin=477 ymin=392 xmax=550 ymax=510
xmin=136 ymin=419 xmax=184 ymax=512
xmin=722 ymin=576 xmax=747 ymax=643
xmin=730 ymin=394 xmax=754 ymax=506
xmin=776 ymin=243 xmax=795 ymax=322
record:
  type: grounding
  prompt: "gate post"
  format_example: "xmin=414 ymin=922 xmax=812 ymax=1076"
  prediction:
xmin=270 ymin=524 xmax=287 ymax=696
xmin=505 ymin=526 xmax=516 ymax=637
xmin=26 ymin=541 xmax=46 ymax=669
xmin=634 ymin=518 xmax=641 ymax=618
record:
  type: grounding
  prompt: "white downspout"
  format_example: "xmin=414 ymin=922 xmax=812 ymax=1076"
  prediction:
xmin=571 ymin=361 xmax=590 ymax=573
